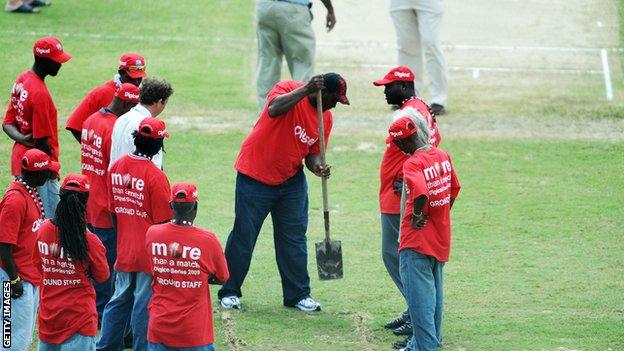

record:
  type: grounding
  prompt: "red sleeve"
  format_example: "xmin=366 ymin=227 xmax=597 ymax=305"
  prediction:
xmin=66 ymin=90 xmax=100 ymax=132
xmin=403 ymin=159 xmax=428 ymax=202
xmin=4 ymin=100 xmax=16 ymax=125
xmin=0 ymin=192 xmax=26 ymax=245
xmin=87 ymin=232 xmax=110 ymax=283
xmin=309 ymin=113 xmax=332 ymax=154
xmin=149 ymin=173 xmax=172 ymax=224
xmin=209 ymin=236 xmax=229 ymax=282
xmin=31 ymin=92 xmax=54 ymax=139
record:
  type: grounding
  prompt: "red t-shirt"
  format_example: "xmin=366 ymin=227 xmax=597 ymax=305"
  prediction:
xmin=235 ymin=81 xmax=332 ymax=185
xmin=400 ymin=147 xmax=460 ymax=262
xmin=379 ymin=97 xmax=441 ymax=214
xmin=66 ymin=80 xmax=117 ymax=132
xmin=0 ymin=182 xmax=43 ymax=285
xmin=108 ymin=154 xmax=172 ymax=273
xmin=3 ymin=71 xmax=59 ymax=176
xmin=146 ymin=223 xmax=229 ymax=348
xmin=81 ymin=108 xmax=117 ymax=228
xmin=33 ymin=220 xmax=110 ymax=344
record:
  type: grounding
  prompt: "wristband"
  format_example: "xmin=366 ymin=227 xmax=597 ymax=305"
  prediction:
xmin=10 ymin=276 xmax=20 ymax=285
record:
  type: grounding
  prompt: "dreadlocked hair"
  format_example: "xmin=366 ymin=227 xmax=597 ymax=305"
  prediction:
xmin=55 ymin=189 xmax=89 ymax=261
xmin=132 ymin=130 xmax=165 ymax=157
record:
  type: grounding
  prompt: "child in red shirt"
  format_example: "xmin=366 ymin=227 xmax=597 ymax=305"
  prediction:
xmin=34 ymin=174 xmax=110 ymax=350
xmin=146 ymin=183 xmax=229 ymax=351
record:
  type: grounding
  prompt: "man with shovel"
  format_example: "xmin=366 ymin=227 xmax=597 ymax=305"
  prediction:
xmin=218 ymin=73 xmax=349 ymax=312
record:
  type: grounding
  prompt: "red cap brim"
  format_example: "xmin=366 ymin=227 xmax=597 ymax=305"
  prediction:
xmin=126 ymin=70 xmax=147 ymax=79
xmin=51 ymin=52 xmax=72 ymax=64
xmin=339 ymin=95 xmax=350 ymax=105
xmin=49 ymin=161 xmax=60 ymax=173
xmin=373 ymin=79 xmax=392 ymax=86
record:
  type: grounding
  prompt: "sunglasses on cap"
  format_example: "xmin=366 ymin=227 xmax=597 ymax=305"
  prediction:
xmin=125 ymin=65 xmax=145 ymax=73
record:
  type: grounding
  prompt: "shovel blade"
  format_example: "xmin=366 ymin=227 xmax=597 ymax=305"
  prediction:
xmin=315 ymin=240 xmax=343 ymax=280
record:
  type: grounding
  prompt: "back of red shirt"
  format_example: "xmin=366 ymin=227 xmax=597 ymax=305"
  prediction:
xmin=0 ymin=182 xmax=43 ymax=285
xmin=81 ymin=109 xmax=117 ymax=228
xmin=146 ymin=223 xmax=229 ymax=348
xmin=379 ymin=97 xmax=441 ymax=214
xmin=235 ymin=81 xmax=332 ymax=185
xmin=3 ymin=71 xmax=59 ymax=176
xmin=108 ymin=154 xmax=172 ymax=272
xmin=66 ymin=80 xmax=116 ymax=132
xmin=33 ymin=220 xmax=109 ymax=344
xmin=400 ymin=147 xmax=460 ymax=262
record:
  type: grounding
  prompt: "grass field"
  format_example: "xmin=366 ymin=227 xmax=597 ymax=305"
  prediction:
xmin=0 ymin=1 xmax=623 ymax=350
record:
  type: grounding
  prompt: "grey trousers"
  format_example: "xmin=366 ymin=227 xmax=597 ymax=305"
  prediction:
xmin=390 ymin=1 xmax=448 ymax=106
xmin=381 ymin=213 xmax=405 ymax=298
xmin=255 ymin=0 xmax=316 ymax=109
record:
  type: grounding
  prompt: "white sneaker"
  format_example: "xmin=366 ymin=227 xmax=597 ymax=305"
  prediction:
xmin=295 ymin=297 xmax=321 ymax=312
xmin=220 ymin=296 xmax=241 ymax=309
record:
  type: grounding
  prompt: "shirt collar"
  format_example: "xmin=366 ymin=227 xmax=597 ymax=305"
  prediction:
xmin=133 ymin=104 xmax=151 ymax=117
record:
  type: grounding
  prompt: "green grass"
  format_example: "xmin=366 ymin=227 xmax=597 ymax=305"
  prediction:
xmin=0 ymin=1 xmax=623 ymax=350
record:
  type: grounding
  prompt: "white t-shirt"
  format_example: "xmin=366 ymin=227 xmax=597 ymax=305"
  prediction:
xmin=109 ymin=104 xmax=163 ymax=169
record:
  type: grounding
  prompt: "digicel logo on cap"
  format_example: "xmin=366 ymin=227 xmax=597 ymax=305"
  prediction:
xmin=124 ymin=91 xmax=139 ymax=100
xmin=394 ymin=71 xmax=411 ymax=78
xmin=34 ymin=160 xmax=49 ymax=169
xmin=389 ymin=130 xmax=404 ymax=138
xmin=157 ymin=130 xmax=167 ymax=136
xmin=35 ymin=47 xmax=51 ymax=54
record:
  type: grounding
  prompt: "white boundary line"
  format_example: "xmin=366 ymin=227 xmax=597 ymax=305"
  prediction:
xmin=600 ymin=49 xmax=614 ymax=101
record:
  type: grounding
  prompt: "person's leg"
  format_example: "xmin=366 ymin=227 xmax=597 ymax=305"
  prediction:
xmin=399 ymin=250 xmax=439 ymax=351
xmin=37 ymin=178 xmax=60 ymax=219
xmin=390 ymin=9 xmax=424 ymax=96
xmin=278 ymin=2 xmax=315 ymax=83
xmin=147 ymin=342 xmax=214 ymax=351
xmin=59 ymin=333 xmax=96 ymax=351
xmin=271 ymin=170 xmax=311 ymax=307
xmin=37 ymin=340 xmax=60 ymax=351
xmin=255 ymin=0 xmax=284 ymax=110
xmin=87 ymin=225 xmax=117 ymax=325
xmin=97 ymin=271 xmax=135 ymax=351
xmin=218 ymin=173 xmax=276 ymax=300
xmin=0 ymin=269 xmax=37 ymax=351
xmin=131 ymin=272 xmax=152 ymax=351
xmin=433 ymin=260 xmax=445 ymax=346
xmin=381 ymin=213 xmax=405 ymax=297
xmin=416 ymin=2 xmax=448 ymax=107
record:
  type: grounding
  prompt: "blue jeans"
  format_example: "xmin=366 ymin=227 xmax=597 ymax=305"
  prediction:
xmin=148 ymin=342 xmax=214 ymax=351
xmin=97 ymin=271 xmax=152 ymax=351
xmin=87 ymin=225 xmax=117 ymax=325
xmin=399 ymin=249 xmax=444 ymax=351
xmin=38 ymin=333 xmax=96 ymax=351
xmin=37 ymin=178 xmax=60 ymax=219
xmin=0 ymin=269 xmax=39 ymax=351
xmin=218 ymin=170 xmax=311 ymax=306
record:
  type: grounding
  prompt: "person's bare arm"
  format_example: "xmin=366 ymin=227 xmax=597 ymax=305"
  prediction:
xmin=319 ymin=0 xmax=336 ymax=31
xmin=69 ymin=129 xmax=82 ymax=143
xmin=268 ymin=75 xmax=324 ymax=117
xmin=0 ymin=244 xmax=23 ymax=298
xmin=2 ymin=124 xmax=34 ymax=147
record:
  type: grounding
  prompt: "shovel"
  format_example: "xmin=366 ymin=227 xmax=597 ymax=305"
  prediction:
xmin=314 ymin=90 xmax=343 ymax=280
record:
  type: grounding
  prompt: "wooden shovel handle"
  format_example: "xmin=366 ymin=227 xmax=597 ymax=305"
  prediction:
xmin=316 ymin=91 xmax=331 ymax=242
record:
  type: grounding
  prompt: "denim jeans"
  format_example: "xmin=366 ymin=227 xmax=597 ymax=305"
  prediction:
xmin=97 ymin=271 xmax=152 ymax=351
xmin=399 ymin=249 xmax=444 ymax=351
xmin=218 ymin=170 xmax=311 ymax=306
xmin=0 ymin=268 xmax=39 ymax=351
xmin=38 ymin=333 xmax=96 ymax=351
xmin=37 ymin=178 xmax=60 ymax=219
xmin=148 ymin=342 xmax=214 ymax=351
xmin=87 ymin=225 xmax=117 ymax=325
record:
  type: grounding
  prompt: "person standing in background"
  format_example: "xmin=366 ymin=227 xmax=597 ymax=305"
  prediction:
xmin=5 ymin=0 xmax=50 ymax=14
xmin=389 ymin=0 xmax=448 ymax=115
xmin=255 ymin=0 xmax=337 ymax=109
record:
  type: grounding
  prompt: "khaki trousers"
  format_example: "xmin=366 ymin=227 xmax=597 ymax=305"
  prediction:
xmin=390 ymin=0 xmax=448 ymax=106
xmin=6 ymin=0 xmax=33 ymax=11
xmin=255 ymin=0 xmax=315 ymax=109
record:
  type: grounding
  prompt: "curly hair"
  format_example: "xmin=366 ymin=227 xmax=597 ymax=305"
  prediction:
xmin=139 ymin=77 xmax=173 ymax=105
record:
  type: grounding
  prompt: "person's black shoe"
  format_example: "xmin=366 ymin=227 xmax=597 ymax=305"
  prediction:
xmin=384 ymin=314 xmax=407 ymax=330
xmin=392 ymin=337 xmax=410 ymax=349
xmin=10 ymin=4 xmax=39 ymax=13
xmin=30 ymin=0 xmax=51 ymax=7
xmin=393 ymin=321 xmax=413 ymax=335
xmin=431 ymin=103 xmax=445 ymax=116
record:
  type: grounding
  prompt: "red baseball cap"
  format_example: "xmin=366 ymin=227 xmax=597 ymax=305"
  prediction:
xmin=115 ymin=83 xmax=140 ymax=103
xmin=171 ymin=183 xmax=198 ymax=203
xmin=323 ymin=73 xmax=350 ymax=105
xmin=33 ymin=36 xmax=72 ymax=64
xmin=373 ymin=66 xmax=415 ymax=86
xmin=388 ymin=116 xmax=418 ymax=141
xmin=61 ymin=173 xmax=90 ymax=192
xmin=21 ymin=149 xmax=60 ymax=173
xmin=138 ymin=117 xmax=169 ymax=139
xmin=119 ymin=53 xmax=147 ymax=79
